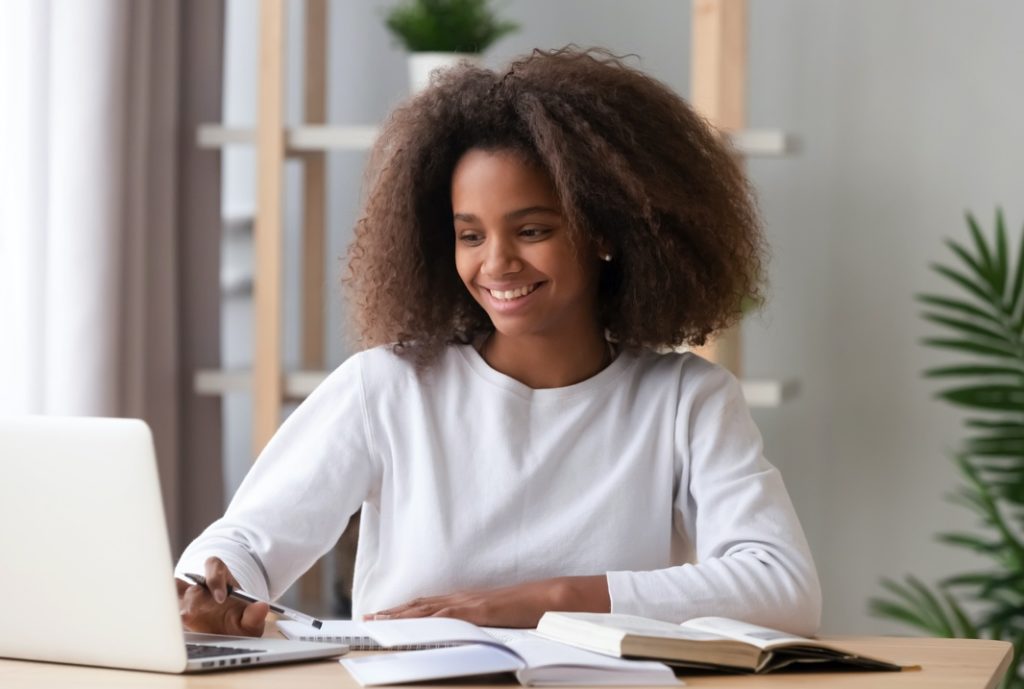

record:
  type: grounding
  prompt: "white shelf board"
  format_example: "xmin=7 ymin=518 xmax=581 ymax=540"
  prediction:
xmin=289 ymin=125 xmax=378 ymax=150
xmin=197 ymin=125 xmax=255 ymax=147
xmin=195 ymin=369 xmax=799 ymax=408
xmin=196 ymin=124 xmax=791 ymax=158
xmin=729 ymin=129 xmax=791 ymax=157
xmin=740 ymin=378 xmax=800 ymax=407
xmin=196 ymin=124 xmax=377 ymax=152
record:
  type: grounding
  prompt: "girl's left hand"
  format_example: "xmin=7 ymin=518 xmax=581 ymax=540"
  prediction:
xmin=362 ymin=575 xmax=610 ymax=628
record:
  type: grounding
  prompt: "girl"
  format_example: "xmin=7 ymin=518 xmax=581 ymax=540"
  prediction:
xmin=176 ymin=48 xmax=821 ymax=638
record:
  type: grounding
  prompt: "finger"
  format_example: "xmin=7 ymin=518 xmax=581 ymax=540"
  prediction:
xmin=204 ymin=557 xmax=233 ymax=604
xmin=386 ymin=603 xmax=441 ymax=619
xmin=180 ymin=584 xmax=218 ymax=631
xmin=212 ymin=597 xmax=254 ymax=636
xmin=238 ymin=602 xmax=269 ymax=637
xmin=365 ymin=598 xmax=421 ymax=620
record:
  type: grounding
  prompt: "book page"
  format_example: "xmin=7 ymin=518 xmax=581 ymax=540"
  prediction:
xmin=548 ymin=612 xmax=726 ymax=641
xmin=510 ymin=638 xmax=675 ymax=671
xmin=364 ymin=617 xmax=505 ymax=648
xmin=679 ymin=617 xmax=810 ymax=650
xmin=279 ymin=619 xmax=369 ymax=638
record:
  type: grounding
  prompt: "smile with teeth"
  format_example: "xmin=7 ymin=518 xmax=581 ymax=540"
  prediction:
xmin=486 ymin=282 xmax=541 ymax=301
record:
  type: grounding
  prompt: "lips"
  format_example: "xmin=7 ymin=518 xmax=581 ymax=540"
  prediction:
xmin=485 ymin=282 xmax=541 ymax=301
xmin=479 ymin=281 xmax=546 ymax=312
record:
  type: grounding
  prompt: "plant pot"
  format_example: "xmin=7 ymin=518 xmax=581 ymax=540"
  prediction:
xmin=407 ymin=52 xmax=481 ymax=94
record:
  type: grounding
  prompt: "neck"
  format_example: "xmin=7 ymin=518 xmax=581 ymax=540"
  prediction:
xmin=481 ymin=326 xmax=612 ymax=389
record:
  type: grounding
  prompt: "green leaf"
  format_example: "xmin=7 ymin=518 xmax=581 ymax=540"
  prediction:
xmin=967 ymin=211 xmax=996 ymax=280
xmin=942 ymin=571 xmax=997 ymax=588
xmin=980 ymin=572 xmax=1024 ymax=599
xmin=966 ymin=429 xmax=1024 ymax=442
xmin=1008 ymin=213 xmax=1024 ymax=316
xmin=917 ymin=294 xmax=1004 ymax=326
xmin=937 ymin=532 xmax=1004 ymax=553
xmin=384 ymin=0 xmax=519 ymax=52
xmin=946 ymin=237 xmax=996 ymax=290
xmin=946 ymin=237 xmax=995 ymax=290
xmin=922 ymin=312 xmax=1012 ymax=343
xmin=905 ymin=576 xmax=956 ymax=637
xmin=975 ymin=462 xmax=1024 ymax=475
xmin=872 ymin=578 xmax=954 ymax=636
xmin=965 ymin=438 xmax=1024 ymax=456
xmin=925 ymin=364 xmax=1024 ymax=379
xmin=981 ymin=605 xmax=1024 ymax=630
xmin=868 ymin=598 xmax=939 ymax=634
xmin=966 ymin=418 xmax=1024 ymax=431
xmin=943 ymin=589 xmax=980 ymax=638
xmin=937 ymin=385 xmax=1024 ymax=411
xmin=931 ymin=263 xmax=998 ymax=306
xmin=995 ymin=209 xmax=1010 ymax=301
xmin=922 ymin=338 xmax=1021 ymax=360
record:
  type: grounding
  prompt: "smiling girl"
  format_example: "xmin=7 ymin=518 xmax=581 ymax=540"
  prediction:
xmin=176 ymin=48 xmax=821 ymax=638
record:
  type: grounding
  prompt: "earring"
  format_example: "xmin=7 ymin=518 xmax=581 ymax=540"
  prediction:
xmin=600 ymin=253 xmax=613 ymax=262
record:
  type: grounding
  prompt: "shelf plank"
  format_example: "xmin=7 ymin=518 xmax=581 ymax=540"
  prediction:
xmin=194 ymin=369 xmax=799 ymax=408
xmin=196 ymin=124 xmax=790 ymax=157
xmin=290 ymin=125 xmax=378 ymax=150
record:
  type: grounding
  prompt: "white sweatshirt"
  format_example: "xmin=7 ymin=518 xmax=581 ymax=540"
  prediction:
xmin=176 ymin=344 xmax=822 ymax=635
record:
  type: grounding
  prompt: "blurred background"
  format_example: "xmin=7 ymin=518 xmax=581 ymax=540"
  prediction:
xmin=2 ymin=0 xmax=1023 ymax=637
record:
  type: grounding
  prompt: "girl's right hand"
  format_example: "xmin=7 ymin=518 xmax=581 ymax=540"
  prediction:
xmin=177 ymin=556 xmax=269 ymax=637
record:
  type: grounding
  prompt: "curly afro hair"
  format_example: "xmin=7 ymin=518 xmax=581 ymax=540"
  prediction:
xmin=345 ymin=46 xmax=766 ymax=364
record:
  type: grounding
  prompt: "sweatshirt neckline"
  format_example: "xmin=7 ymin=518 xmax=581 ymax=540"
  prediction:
xmin=455 ymin=340 xmax=635 ymax=402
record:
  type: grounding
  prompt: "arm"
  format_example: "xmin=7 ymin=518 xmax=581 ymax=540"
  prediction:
xmin=606 ymin=363 xmax=822 ymax=636
xmin=363 ymin=574 xmax=609 ymax=627
xmin=175 ymin=353 xmax=380 ymax=602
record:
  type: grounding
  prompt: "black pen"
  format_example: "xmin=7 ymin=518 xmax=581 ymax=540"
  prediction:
xmin=182 ymin=572 xmax=324 ymax=630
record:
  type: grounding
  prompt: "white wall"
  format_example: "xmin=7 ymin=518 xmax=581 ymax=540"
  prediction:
xmin=220 ymin=0 xmax=1024 ymax=632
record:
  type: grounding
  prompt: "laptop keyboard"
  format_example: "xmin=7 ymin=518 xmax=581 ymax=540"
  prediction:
xmin=186 ymin=643 xmax=265 ymax=660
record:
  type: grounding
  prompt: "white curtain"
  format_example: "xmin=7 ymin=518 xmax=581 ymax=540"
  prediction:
xmin=0 ymin=0 xmax=206 ymax=550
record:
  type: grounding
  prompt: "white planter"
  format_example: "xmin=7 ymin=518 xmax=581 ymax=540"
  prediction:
xmin=407 ymin=52 xmax=481 ymax=94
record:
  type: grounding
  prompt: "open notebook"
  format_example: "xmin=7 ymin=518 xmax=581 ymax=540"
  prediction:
xmin=287 ymin=618 xmax=680 ymax=686
xmin=278 ymin=619 xmax=513 ymax=650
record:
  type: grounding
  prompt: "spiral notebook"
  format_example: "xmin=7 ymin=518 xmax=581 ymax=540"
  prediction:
xmin=277 ymin=620 xmax=532 ymax=651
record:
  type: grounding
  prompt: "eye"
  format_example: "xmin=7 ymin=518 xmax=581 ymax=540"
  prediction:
xmin=520 ymin=227 xmax=551 ymax=240
xmin=457 ymin=231 xmax=484 ymax=246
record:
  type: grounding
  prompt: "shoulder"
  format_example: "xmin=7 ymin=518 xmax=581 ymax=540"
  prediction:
xmin=332 ymin=343 xmax=469 ymax=393
xmin=624 ymin=349 xmax=746 ymax=427
xmin=628 ymin=348 xmax=738 ymax=396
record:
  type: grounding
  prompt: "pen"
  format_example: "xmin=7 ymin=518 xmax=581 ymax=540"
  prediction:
xmin=183 ymin=572 xmax=324 ymax=630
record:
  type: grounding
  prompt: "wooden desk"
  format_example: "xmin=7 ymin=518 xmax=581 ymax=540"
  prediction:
xmin=0 ymin=635 xmax=1012 ymax=689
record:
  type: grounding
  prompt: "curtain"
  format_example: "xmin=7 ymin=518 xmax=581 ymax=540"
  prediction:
xmin=0 ymin=0 xmax=224 ymax=554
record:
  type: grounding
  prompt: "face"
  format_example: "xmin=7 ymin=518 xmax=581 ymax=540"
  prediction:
xmin=452 ymin=148 xmax=601 ymax=340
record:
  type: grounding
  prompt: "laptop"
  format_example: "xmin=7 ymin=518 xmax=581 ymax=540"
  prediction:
xmin=0 ymin=416 xmax=348 ymax=673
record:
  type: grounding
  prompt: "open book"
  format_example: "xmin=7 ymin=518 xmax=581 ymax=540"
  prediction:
xmin=535 ymin=613 xmax=910 ymax=673
xmin=336 ymin=618 xmax=680 ymax=686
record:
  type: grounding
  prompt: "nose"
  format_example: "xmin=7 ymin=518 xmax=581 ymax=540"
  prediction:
xmin=481 ymin=235 xmax=522 ymax=278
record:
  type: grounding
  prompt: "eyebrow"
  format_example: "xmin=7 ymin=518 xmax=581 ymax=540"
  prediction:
xmin=453 ymin=206 xmax=562 ymax=223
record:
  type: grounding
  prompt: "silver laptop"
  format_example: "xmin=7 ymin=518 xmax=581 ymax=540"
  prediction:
xmin=0 ymin=416 xmax=348 ymax=673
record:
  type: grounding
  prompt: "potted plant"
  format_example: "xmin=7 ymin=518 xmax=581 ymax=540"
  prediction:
xmin=870 ymin=209 xmax=1024 ymax=689
xmin=384 ymin=0 xmax=520 ymax=93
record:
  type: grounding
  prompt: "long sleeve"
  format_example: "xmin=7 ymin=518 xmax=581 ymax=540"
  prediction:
xmin=606 ymin=363 xmax=822 ymax=636
xmin=175 ymin=353 xmax=380 ymax=601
